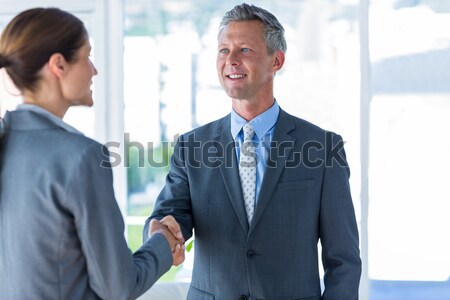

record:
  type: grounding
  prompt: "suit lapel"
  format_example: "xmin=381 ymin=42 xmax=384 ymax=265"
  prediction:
xmin=249 ymin=110 xmax=296 ymax=234
xmin=214 ymin=116 xmax=250 ymax=234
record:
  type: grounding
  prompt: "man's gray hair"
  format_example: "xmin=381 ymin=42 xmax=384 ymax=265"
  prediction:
xmin=219 ymin=3 xmax=287 ymax=54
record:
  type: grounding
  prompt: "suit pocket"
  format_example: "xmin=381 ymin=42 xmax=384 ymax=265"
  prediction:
xmin=275 ymin=179 xmax=316 ymax=192
xmin=187 ymin=285 xmax=215 ymax=300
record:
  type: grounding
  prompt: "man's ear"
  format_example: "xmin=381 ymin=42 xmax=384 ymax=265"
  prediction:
xmin=47 ymin=53 xmax=67 ymax=78
xmin=272 ymin=50 xmax=285 ymax=73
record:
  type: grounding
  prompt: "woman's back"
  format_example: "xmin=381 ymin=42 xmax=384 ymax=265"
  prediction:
xmin=0 ymin=108 xmax=122 ymax=299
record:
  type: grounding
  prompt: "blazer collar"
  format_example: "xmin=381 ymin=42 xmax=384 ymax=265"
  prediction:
xmin=249 ymin=109 xmax=296 ymax=234
xmin=213 ymin=109 xmax=297 ymax=235
xmin=4 ymin=108 xmax=82 ymax=135
xmin=214 ymin=114 xmax=250 ymax=233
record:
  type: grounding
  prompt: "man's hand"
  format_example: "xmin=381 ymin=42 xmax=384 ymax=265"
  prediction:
xmin=159 ymin=216 xmax=185 ymax=266
xmin=149 ymin=216 xmax=185 ymax=266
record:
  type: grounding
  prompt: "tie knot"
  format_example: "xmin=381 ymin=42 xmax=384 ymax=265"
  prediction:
xmin=242 ymin=123 xmax=255 ymax=141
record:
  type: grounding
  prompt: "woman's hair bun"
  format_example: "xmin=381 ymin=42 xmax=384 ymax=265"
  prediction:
xmin=0 ymin=54 xmax=9 ymax=68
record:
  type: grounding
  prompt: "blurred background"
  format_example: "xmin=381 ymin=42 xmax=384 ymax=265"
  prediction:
xmin=1 ymin=0 xmax=450 ymax=299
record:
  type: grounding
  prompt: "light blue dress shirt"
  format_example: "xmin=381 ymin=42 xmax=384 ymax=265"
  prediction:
xmin=231 ymin=100 xmax=280 ymax=203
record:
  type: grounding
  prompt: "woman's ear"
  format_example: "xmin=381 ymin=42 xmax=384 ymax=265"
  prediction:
xmin=47 ymin=53 xmax=67 ymax=78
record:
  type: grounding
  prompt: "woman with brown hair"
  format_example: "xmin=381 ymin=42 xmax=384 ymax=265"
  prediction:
xmin=0 ymin=7 xmax=184 ymax=300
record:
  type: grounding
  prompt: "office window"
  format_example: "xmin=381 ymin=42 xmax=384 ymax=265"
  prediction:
xmin=369 ymin=0 xmax=450 ymax=298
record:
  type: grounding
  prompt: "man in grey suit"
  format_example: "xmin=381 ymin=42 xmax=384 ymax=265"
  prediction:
xmin=144 ymin=3 xmax=361 ymax=300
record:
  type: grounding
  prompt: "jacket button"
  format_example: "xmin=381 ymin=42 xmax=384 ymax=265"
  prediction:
xmin=239 ymin=296 xmax=248 ymax=300
xmin=246 ymin=250 xmax=255 ymax=258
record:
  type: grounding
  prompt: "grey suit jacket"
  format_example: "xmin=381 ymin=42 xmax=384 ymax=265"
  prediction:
xmin=144 ymin=109 xmax=361 ymax=300
xmin=0 ymin=110 xmax=172 ymax=300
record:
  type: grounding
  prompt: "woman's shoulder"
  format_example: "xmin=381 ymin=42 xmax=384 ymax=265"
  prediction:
xmin=55 ymin=132 xmax=108 ymax=163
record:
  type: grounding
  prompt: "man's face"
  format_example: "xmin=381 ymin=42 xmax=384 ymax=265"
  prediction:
xmin=216 ymin=20 xmax=278 ymax=103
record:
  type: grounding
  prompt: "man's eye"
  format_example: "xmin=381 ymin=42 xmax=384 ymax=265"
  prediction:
xmin=219 ymin=49 xmax=229 ymax=54
xmin=241 ymin=48 xmax=250 ymax=52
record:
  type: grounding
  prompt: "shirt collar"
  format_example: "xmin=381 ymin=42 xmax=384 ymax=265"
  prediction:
xmin=231 ymin=100 xmax=279 ymax=140
xmin=16 ymin=104 xmax=83 ymax=136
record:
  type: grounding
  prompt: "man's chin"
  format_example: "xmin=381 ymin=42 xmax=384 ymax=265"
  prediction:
xmin=225 ymin=90 xmax=247 ymax=101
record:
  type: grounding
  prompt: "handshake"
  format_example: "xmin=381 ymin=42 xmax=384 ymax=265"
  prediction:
xmin=149 ymin=216 xmax=185 ymax=266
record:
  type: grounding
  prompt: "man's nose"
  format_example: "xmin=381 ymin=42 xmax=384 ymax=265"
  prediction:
xmin=226 ymin=50 xmax=240 ymax=66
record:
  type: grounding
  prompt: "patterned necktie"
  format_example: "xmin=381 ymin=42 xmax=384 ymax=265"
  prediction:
xmin=0 ymin=118 xmax=5 ymax=138
xmin=239 ymin=123 xmax=257 ymax=224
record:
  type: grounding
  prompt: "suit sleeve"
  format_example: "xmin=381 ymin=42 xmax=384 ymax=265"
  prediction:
xmin=143 ymin=134 xmax=194 ymax=243
xmin=319 ymin=133 xmax=362 ymax=300
xmin=65 ymin=143 xmax=172 ymax=300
